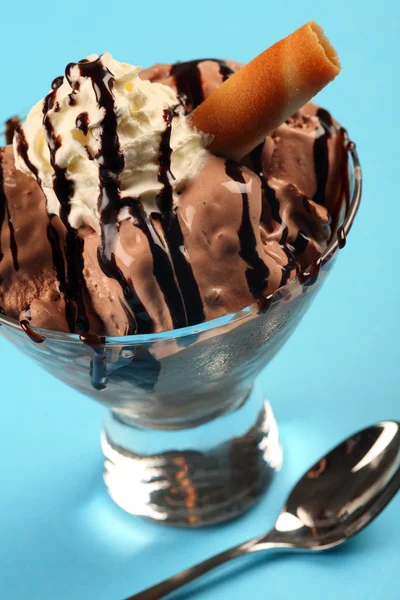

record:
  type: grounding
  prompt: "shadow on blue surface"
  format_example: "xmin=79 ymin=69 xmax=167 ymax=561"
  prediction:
xmin=172 ymin=534 xmax=371 ymax=600
xmin=1 ymin=1 xmax=400 ymax=598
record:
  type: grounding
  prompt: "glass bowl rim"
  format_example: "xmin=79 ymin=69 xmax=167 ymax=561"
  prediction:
xmin=0 ymin=140 xmax=362 ymax=346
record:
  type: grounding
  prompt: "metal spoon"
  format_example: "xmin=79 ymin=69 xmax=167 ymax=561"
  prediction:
xmin=126 ymin=421 xmax=400 ymax=600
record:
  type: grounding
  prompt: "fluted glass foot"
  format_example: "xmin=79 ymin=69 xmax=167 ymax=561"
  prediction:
xmin=101 ymin=384 xmax=282 ymax=527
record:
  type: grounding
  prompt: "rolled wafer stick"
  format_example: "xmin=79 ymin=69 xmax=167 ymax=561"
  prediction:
xmin=190 ymin=21 xmax=341 ymax=160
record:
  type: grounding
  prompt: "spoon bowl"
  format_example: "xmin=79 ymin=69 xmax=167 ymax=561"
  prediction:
xmin=267 ymin=421 xmax=400 ymax=550
xmin=129 ymin=421 xmax=400 ymax=599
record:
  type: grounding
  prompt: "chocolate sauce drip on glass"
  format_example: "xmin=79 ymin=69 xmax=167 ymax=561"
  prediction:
xmin=257 ymin=294 xmax=274 ymax=314
xmin=171 ymin=59 xmax=234 ymax=112
xmin=298 ymin=113 xmax=348 ymax=287
xmin=343 ymin=136 xmax=352 ymax=215
xmin=298 ymin=260 xmax=321 ymax=287
xmin=73 ymin=57 xmax=149 ymax=335
xmin=87 ymin=350 xmax=107 ymax=392
xmin=20 ymin=319 xmax=46 ymax=343
xmin=80 ymin=332 xmax=105 ymax=345
xmin=4 ymin=117 xmax=21 ymax=145
xmin=81 ymin=333 xmax=107 ymax=390
xmin=225 ymin=160 xmax=270 ymax=298
xmin=155 ymin=109 xmax=205 ymax=326
xmin=337 ymin=226 xmax=346 ymax=249
xmin=107 ymin=345 xmax=161 ymax=392
xmin=313 ymin=108 xmax=333 ymax=206
xmin=279 ymin=235 xmax=297 ymax=287
xmin=334 ymin=129 xmax=351 ymax=250
xmin=317 ymin=126 xmax=350 ymax=251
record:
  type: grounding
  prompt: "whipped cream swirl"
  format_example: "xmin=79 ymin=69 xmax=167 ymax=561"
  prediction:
xmin=14 ymin=53 xmax=207 ymax=229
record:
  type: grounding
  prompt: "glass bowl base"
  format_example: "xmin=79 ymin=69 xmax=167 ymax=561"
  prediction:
xmin=101 ymin=385 xmax=282 ymax=527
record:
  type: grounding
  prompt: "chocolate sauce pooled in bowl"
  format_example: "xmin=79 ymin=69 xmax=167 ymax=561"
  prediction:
xmin=0 ymin=55 xmax=348 ymax=340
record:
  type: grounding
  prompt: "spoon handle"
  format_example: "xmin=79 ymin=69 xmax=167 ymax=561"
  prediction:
xmin=124 ymin=535 xmax=273 ymax=600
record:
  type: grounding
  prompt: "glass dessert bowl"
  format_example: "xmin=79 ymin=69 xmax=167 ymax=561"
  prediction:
xmin=0 ymin=22 xmax=360 ymax=526
xmin=0 ymin=139 xmax=361 ymax=527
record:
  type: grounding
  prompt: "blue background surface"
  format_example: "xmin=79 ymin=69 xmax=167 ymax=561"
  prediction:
xmin=0 ymin=1 xmax=399 ymax=598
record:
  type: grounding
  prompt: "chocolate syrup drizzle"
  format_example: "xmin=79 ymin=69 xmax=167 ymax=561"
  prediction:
xmin=0 ymin=151 xmax=19 ymax=270
xmin=43 ymin=76 xmax=64 ymax=113
xmin=298 ymin=259 xmax=321 ymax=287
xmin=156 ymin=108 xmax=175 ymax=214
xmin=4 ymin=117 xmax=20 ymax=145
xmin=334 ymin=132 xmax=352 ymax=250
xmin=171 ymin=59 xmax=234 ymax=112
xmin=7 ymin=211 xmax=19 ymax=271
xmin=291 ymin=231 xmax=310 ymax=255
xmin=251 ymin=110 xmax=351 ymax=290
xmin=313 ymin=108 xmax=333 ymax=206
xmin=128 ymin=199 xmax=188 ymax=329
xmin=15 ymin=127 xmax=39 ymax=179
xmin=0 ymin=154 xmax=7 ymax=264
xmin=42 ymin=81 xmax=89 ymax=334
xmin=19 ymin=311 xmax=46 ymax=344
xmin=218 ymin=60 xmax=235 ymax=82
xmin=160 ymin=213 xmax=205 ymax=326
xmin=225 ymin=160 xmax=270 ymax=298
xmin=70 ymin=57 xmax=150 ymax=334
xmin=314 ymin=115 xmax=351 ymax=252
xmin=76 ymin=112 xmax=89 ymax=136
xmin=154 ymin=108 xmax=205 ymax=326
xmin=249 ymin=142 xmax=296 ymax=287
xmin=46 ymin=218 xmax=77 ymax=330
xmin=13 ymin=56 xmax=207 ymax=336
xmin=337 ymin=226 xmax=347 ymax=249
xmin=5 ymin=56 xmax=352 ymax=346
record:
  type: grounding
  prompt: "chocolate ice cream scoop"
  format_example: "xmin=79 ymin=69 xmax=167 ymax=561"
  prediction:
xmin=140 ymin=59 xmax=242 ymax=112
xmin=141 ymin=58 xmax=346 ymax=272
xmin=0 ymin=53 xmax=347 ymax=337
